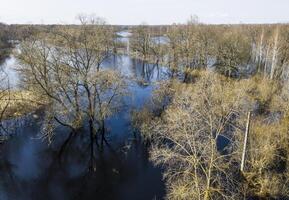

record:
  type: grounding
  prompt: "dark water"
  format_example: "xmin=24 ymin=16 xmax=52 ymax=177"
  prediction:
xmin=0 ymin=54 xmax=168 ymax=200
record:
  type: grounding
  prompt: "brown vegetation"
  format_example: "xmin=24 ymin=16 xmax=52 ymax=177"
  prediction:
xmin=136 ymin=71 xmax=289 ymax=199
xmin=1 ymin=16 xmax=289 ymax=198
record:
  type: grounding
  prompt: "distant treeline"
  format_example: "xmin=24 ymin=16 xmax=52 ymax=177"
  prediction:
xmin=2 ymin=21 xmax=289 ymax=81
xmin=0 ymin=23 xmax=13 ymax=60
xmin=129 ymin=23 xmax=289 ymax=81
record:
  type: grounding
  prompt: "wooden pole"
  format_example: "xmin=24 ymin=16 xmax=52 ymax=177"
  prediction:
xmin=241 ymin=111 xmax=251 ymax=172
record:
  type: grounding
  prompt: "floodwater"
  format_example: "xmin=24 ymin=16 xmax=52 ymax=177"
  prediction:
xmin=0 ymin=55 xmax=19 ymax=88
xmin=0 ymin=46 xmax=169 ymax=199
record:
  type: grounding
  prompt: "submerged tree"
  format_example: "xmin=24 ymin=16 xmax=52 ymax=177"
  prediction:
xmin=0 ymin=65 xmax=10 ymax=138
xmin=17 ymin=15 xmax=127 ymax=149
xmin=215 ymin=27 xmax=251 ymax=77
xmin=139 ymin=71 xmax=256 ymax=200
xmin=136 ymin=69 xmax=289 ymax=199
xmin=130 ymin=24 xmax=152 ymax=61
xmin=0 ymin=25 xmax=12 ymax=137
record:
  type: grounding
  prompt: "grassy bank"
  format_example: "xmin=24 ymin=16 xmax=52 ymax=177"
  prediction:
xmin=0 ymin=90 xmax=45 ymax=120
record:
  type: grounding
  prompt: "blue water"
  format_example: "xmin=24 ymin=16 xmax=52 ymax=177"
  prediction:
xmin=0 ymin=55 xmax=19 ymax=89
xmin=0 ymin=54 xmax=168 ymax=200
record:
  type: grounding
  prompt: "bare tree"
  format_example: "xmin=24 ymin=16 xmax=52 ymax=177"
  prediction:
xmin=130 ymin=24 xmax=152 ymax=61
xmin=215 ymin=27 xmax=251 ymax=77
xmin=17 ymin=15 xmax=128 ymax=150
xmin=140 ymin=71 xmax=254 ymax=200
xmin=0 ymin=65 xmax=10 ymax=139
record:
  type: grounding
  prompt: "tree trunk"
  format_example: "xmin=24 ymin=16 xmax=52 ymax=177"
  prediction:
xmin=100 ymin=118 xmax=105 ymax=150
xmin=89 ymin=118 xmax=95 ymax=170
xmin=270 ymin=27 xmax=279 ymax=80
xmin=258 ymin=29 xmax=264 ymax=72
xmin=241 ymin=111 xmax=251 ymax=172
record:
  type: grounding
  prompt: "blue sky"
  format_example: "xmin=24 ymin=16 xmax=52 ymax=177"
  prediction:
xmin=1 ymin=0 xmax=289 ymax=24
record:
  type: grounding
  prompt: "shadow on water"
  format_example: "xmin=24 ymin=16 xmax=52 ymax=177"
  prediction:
xmin=0 ymin=54 xmax=168 ymax=200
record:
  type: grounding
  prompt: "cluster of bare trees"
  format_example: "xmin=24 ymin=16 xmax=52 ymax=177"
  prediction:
xmin=140 ymin=72 xmax=248 ymax=199
xmin=0 ymin=64 xmax=10 ymax=139
xmin=0 ymin=24 xmax=12 ymax=140
xmin=16 ymin=16 xmax=128 ymax=150
xmin=130 ymin=24 xmax=166 ymax=65
xmin=130 ymin=22 xmax=289 ymax=82
xmin=136 ymin=70 xmax=289 ymax=199
xmin=131 ymin=22 xmax=289 ymax=196
xmin=250 ymin=25 xmax=289 ymax=80
xmin=0 ymin=23 xmax=12 ymax=60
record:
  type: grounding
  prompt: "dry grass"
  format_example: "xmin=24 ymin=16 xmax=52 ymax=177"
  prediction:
xmin=0 ymin=90 xmax=44 ymax=120
xmin=136 ymin=70 xmax=289 ymax=199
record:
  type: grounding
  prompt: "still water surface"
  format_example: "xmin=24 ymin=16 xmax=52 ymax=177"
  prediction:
xmin=0 ymin=53 xmax=168 ymax=200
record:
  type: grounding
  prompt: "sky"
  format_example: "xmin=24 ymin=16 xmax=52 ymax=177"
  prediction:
xmin=1 ymin=0 xmax=289 ymax=25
